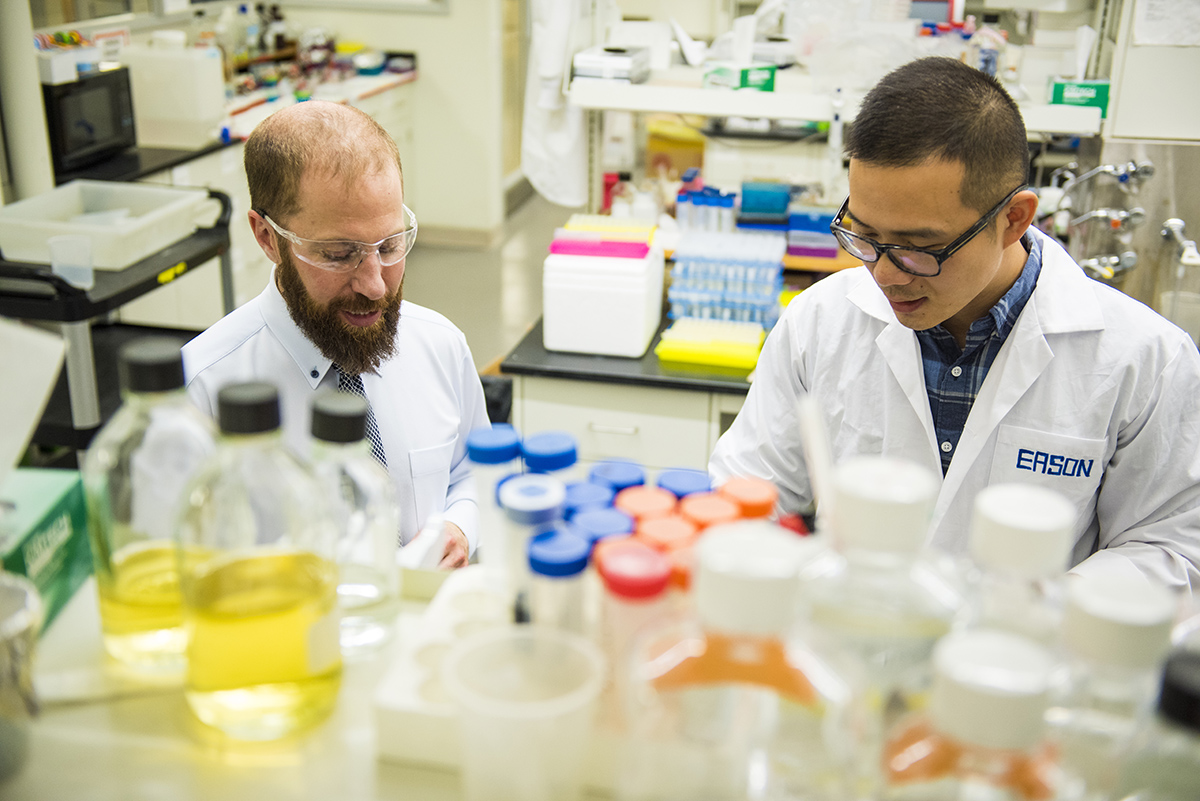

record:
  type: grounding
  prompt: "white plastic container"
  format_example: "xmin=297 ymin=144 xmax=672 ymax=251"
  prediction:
xmin=120 ymin=44 xmax=225 ymax=149
xmin=0 ymin=180 xmax=208 ymax=269
xmin=442 ymin=627 xmax=605 ymax=801
xmin=542 ymin=248 xmax=664 ymax=358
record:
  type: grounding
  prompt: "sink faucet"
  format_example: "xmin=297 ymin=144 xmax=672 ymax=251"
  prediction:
xmin=1071 ymin=207 xmax=1146 ymax=231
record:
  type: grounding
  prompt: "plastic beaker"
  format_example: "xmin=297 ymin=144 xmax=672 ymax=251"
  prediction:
xmin=0 ymin=572 xmax=42 ymax=785
xmin=47 ymin=234 xmax=94 ymax=290
xmin=442 ymin=626 xmax=605 ymax=801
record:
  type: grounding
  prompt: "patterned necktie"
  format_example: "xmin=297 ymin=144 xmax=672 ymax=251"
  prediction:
xmin=334 ymin=364 xmax=387 ymax=469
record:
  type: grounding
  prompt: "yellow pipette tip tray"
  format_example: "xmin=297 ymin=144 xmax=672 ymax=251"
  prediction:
xmin=654 ymin=319 xmax=765 ymax=370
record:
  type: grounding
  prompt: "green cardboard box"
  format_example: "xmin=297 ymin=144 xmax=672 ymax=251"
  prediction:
xmin=1048 ymin=78 xmax=1110 ymax=119
xmin=0 ymin=468 xmax=93 ymax=632
xmin=702 ymin=62 xmax=777 ymax=92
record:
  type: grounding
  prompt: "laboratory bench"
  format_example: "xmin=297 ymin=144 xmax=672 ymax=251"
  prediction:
xmin=500 ymin=316 xmax=751 ymax=472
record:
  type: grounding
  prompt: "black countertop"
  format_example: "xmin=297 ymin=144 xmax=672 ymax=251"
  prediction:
xmin=56 ymin=141 xmax=234 ymax=185
xmin=500 ymin=317 xmax=753 ymax=396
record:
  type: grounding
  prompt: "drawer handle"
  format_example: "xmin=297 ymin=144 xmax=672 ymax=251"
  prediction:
xmin=588 ymin=422 xmax=639 ymax=436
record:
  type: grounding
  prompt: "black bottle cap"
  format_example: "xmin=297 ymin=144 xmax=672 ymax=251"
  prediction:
xmin=217 ymin=382 xmax=281 ymax=434
xmin=1158 ymin=649 xmax=1200 ymax=733
xmin=618 ymin=171 xmax=632 ymax=182
xmin=118 ymin=337 xmax=187 ymax=394
xmin=311 ymin=390 xmax=367 ymax=444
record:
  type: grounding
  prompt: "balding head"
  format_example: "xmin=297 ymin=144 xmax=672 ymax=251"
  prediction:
xmin=244 ymin=100 xmax=403 ymax=223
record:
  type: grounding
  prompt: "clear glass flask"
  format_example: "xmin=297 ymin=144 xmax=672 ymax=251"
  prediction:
xmin=309 ymin=390 xmax=401 ymax=656
xmin=81 ymin=337 xmax=215 ymax=672
xmin=176 ymin=382 xmax=341 ymax=740
xmin=964 ymin=483 xmax=1076 ymax=646
xmin=618 ymin=520 xmax=861 ymax=801
xmin=1047 ymin=574 xmax=1176 ymax=800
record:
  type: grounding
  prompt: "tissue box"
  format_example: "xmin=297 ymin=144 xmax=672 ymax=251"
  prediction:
xmin=702 ymin=62 xmax=776 ymax=92
xmin=0 ymin=469 xmax=93 ymax=632
xmin=1048 ymin=78 xmax=1110 ymax=118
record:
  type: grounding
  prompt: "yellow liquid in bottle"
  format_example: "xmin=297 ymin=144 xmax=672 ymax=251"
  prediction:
xmin=96 ymin=539 xmax=186 ymax=671
xmin=183 ymin=550 xmax=342 ymax=741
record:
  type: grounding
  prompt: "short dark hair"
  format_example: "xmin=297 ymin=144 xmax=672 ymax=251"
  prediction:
xmin=845 ymin=57 xmax=1029 ymax=212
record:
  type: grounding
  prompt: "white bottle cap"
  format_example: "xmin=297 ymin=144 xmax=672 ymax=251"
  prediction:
xmin=930 ymin=629 xmax=1054 ymax=751
xmin=695 ymin=520 xmax=812 ymax=637
xmin=969 ymin=484 xmax=1075 ymax=577
xmin=830 ymin=456 xmax=937 ymax=553
xmin=1062 ymin=574 xmax=1175 ymax=670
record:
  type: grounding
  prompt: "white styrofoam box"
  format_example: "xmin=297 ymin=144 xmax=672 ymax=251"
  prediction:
xmin=543 ymin=248 xmax=665 ymax=358
xmin=373 ymin=564 xmax=622 ymax=791
xmin=0 ymin=180 xmax=209 ymax=269
xmin=120 ymin=45 xmax=225 ymax=149
xmin=36 ymin=48 xmax=99 ymax=85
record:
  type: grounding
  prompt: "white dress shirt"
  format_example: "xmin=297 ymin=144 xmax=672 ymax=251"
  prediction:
xmin=181 ymin=273 xmax=490 ymax=552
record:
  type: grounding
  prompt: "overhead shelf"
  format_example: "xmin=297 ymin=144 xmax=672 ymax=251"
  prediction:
xmin=569 ymin=68 xmax=1103 ymax=137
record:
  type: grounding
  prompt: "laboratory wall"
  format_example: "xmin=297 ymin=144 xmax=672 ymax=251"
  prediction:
xmin=283 ymin=0 xmax=507 ymax=243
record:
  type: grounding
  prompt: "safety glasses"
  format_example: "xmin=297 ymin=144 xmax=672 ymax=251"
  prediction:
xmin=257 ymin=205 xmax=418 ymax=273
xmin=830 ymin=186 xmax=1024 ymax=277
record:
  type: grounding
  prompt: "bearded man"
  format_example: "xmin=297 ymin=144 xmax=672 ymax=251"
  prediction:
xmin=182 ymin=100 xmax=488 ymax=568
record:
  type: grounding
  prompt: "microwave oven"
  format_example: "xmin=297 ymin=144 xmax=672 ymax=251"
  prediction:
xmin=42 ymin=66 xmax=136 ymax=178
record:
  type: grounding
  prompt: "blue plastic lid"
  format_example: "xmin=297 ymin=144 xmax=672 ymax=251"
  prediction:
xmin=467 ymin=425 xmax=522 ymax=465
xmin=589 ymin=460 xmax=645 ymax=493
xmin=720 ymin=195 xmax=735 ymax=208
xmin=527 ymin=524 xmax=591 ymax=577
xmin=499 ymin=474 xmax=566 ymax=526
xmin=572 ymin=507 xmax=634 ymax=546
xmin=655 ymin=468 xmax=712 ymax=499
xmin=564 ymin=481 xmax=615 ymax=519
xmin=491 ymin=470 xmax=523 ymax=508
xmin=677 ymin=190 xmax=690 ymax=201
xmin=682 ymin=167 xmax=700 ymax=182
xmin=521 ymin=431 xmax=578 ymax=472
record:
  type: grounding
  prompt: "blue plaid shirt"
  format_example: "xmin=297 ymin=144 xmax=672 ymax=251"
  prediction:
xmin=917 ymin=234 xmax=1042 ymax=475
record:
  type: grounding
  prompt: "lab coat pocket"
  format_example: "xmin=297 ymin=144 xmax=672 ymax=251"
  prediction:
xmin=989 ymin=424 xmax=1106 ymax=516
xmin=408 ymin=435 xmax=458 ymax=527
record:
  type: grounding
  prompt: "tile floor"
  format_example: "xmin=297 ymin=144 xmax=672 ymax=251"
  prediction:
xmin=401 ymin=194 xmax=573 ymax=372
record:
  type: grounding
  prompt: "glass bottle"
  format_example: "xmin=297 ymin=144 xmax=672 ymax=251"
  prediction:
xmin=1047 ymin=574 xmax=1176 ymax=800
xmin=81 ymin=337 xmax=215 ymax=672
xmin=801 ymin=456 xmax=965 ymax=771
xmin=1114 ymin=649 xmax=1200 ymax=800
xmin=964 ymin=483 xmax=1075 ymax=646
xmin=882 ymin=629 xmax=1063 ymax=800
xmin=618 ymin=520 xmax=860 ymax=801
xmin=176 ymin=382 xmax=341 ymax=740
xmin=309 ymin=390 xmax=401 ymax=657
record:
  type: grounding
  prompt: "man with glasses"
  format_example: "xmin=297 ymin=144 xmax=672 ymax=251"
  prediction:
xmin=182 ymin=100 xmax=489 ymax=568
xmin=711 ymin=57 xmax=1200 ymax=589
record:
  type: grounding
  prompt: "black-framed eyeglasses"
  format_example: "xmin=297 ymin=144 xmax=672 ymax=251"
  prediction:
xmin=829 ymin=186 xmax=1024 ymax=277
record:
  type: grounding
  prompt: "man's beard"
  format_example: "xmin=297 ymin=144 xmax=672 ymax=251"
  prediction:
xmin=275 ymin=249 xmax=403 ymax=376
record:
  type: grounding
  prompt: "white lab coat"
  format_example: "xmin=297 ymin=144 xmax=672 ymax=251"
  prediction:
xmin=711 ymin=228 xmax=1200 ymax=591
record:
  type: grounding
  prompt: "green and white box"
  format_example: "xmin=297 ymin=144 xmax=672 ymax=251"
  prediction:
xmin=0 ymin=469 xmax=93 ymax=631
xmin=1048 ymin=78 xmax=1111 ymax=119
xmin=702 ymin=62 xmax=777 ymax=92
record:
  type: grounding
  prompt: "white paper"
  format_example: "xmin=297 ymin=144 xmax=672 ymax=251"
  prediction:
xmin=0 ymin=320 xmax=66 ymax=489
xmin=1134 ymin=0 xmax=1200 ymax=47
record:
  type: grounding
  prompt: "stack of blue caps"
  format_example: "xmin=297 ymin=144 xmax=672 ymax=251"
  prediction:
xmin=527 ymin=523 xmax=591 ymax=578
xmin=589 ymin=460 xmax=645 ymax=493
xmin=564 ymin=481 xmax=615 ymax=520
xmin=655 ymin=468 xmax=712 ymax=499
xmin=521 ymin=431 xmax=578 ymax=473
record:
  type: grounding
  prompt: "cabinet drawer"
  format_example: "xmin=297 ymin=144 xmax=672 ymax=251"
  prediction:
xmin=515 ymin=376 xmax=711 ymax=470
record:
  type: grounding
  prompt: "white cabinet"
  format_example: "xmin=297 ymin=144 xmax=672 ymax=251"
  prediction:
xmin=510 ymin=374 xmax=745 ymax=471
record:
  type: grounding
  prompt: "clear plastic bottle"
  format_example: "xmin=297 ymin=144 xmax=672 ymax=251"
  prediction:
xmin=882 ymin=629 xmax=1063 ymax=800
xmin=309 ymin=390 xmax=401 ymax=657
xmin=964 ymin=483 xmax=1075 ymax=646
xmin=1114 ymin=650 xmax=1200 ymax=800
xmin=802 ymin=456 xmax=965 ymax=761
xmin=177 ymin=382 xmax=341 ymax=741
xmin=1047 ymin=574 xmax=1176 ymax=800
xmin=498 ymin=473 xmax=566 ymax=623
xmin=675 ymin=191 xmax=692 ymax=231
xmin=81 ymin=338 xmax=215 ymax=673
xmin=466 ymin=424 xmax=522 ymax=572
xmin=618 ymin=520 xmax=860 ymax=801
xmin=528 ymin=523 xmax=591 ymax=634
